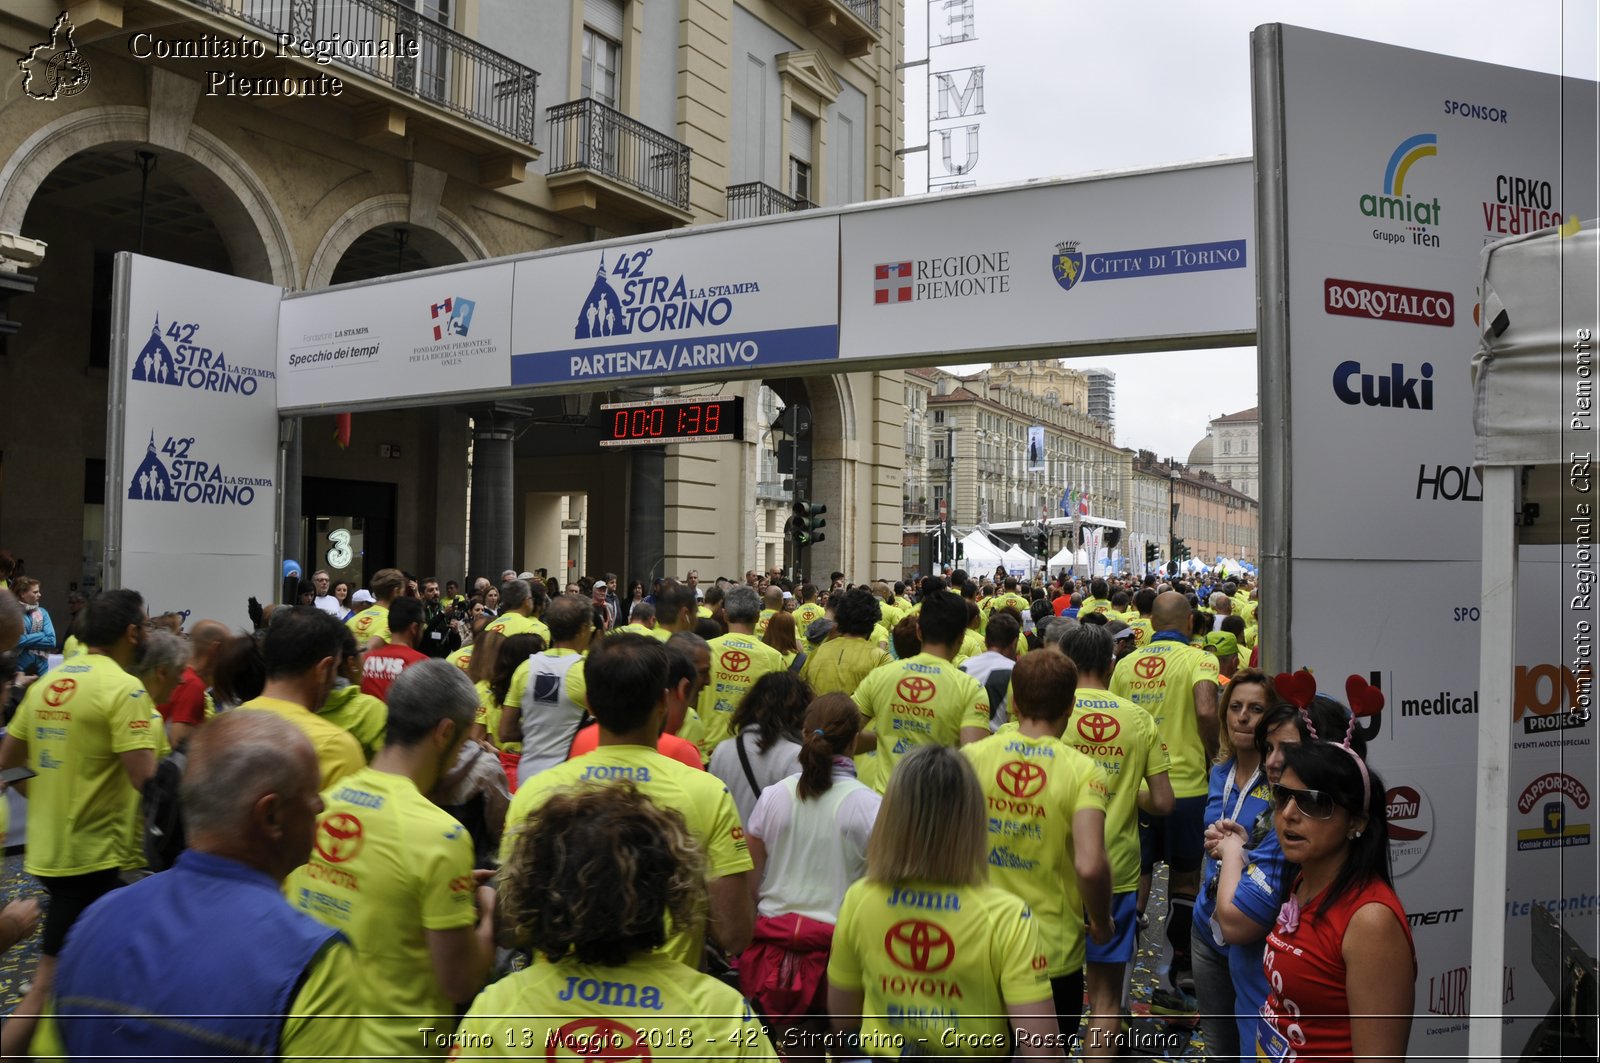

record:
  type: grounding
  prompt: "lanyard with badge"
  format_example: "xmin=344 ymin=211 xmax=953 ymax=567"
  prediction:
xmin=1208 ymin=762 xmax=1263 ymax=944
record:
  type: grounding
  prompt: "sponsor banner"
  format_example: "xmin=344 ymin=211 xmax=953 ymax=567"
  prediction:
xmin=1277 ymin=27 xmax=1598 ymax=562
xmin=509 ymin=217 xmax=839 ymax=386
xmin=116 ymin=254 xmax=280 ymax=626
xmin=838 ymin=160 xmax=1255 ymax=361
xmin=277 ymin=261 xmax=514 ymax=411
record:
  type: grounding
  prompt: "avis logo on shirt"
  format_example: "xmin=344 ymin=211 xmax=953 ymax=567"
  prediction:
xmin=131 ymin=316 xmax=274 ymax=396
xmin=127 ymin=429 xmax=269 ymax=507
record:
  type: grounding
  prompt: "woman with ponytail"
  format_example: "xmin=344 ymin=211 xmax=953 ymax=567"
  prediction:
xmin=739 ymin=694 xmax=881 ymax=1060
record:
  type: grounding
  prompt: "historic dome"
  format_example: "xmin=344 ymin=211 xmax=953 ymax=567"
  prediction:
xmin=1187 ymin=433 xmax=1214 ymax=467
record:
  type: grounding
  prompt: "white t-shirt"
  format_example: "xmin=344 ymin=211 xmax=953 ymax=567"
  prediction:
xmin=313 ymin=594 xmax=342 ymax=617
xmin=708 ymin=728 xmax=802 ymax=824
xmin=746 ymin=771 xmax=880 ymax=924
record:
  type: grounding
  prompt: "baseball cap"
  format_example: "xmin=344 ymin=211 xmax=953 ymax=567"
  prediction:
xmin=1106 ymin=619 xmax=1136 ymax=641
xmin=782 ymin=591 xmax=794 ymax=601
xmin=517 ymin=571 xmax=536 ymax=580
xmin=352 ymin=589 xmax=376 ymax=605
xmin=1203 ymin=631 xmax=1239 ymax=658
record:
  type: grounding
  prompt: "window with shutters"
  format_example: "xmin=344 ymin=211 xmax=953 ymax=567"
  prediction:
xmin=581 ymin=0 xmax=623 ymax=109
xmin=789 ymin=111 xmax=814 ymax=204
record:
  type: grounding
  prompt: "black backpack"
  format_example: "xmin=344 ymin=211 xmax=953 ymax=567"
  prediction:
xmin=142 ymin=742 xmax=188 ymax=872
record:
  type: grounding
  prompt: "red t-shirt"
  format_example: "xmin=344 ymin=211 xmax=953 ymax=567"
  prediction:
xmin=1258 ymin=875 xmax=1415 ymax=1062
xmin=1052 ymin=594 xmax=1073 ymax=616
xmin=359 ymin=644 xmax=430 ymax=701
xmin=157 ymin=666 xmax=207 ymax=727
xmin=567 ymin=724 xmax=704 ymax=771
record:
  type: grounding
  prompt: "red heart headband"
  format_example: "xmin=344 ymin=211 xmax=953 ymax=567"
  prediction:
xmin=1271 ymin=669 xmax=1378 ymax=802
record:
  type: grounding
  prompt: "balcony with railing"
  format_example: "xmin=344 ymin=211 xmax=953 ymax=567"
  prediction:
xmin=545 ymin=98 xmax=693 ymax=225
xmin=776 ymin=0 xmax=881 ymax=59
xmin=726 ymin=182 xmax=817 ymax=221
xmin=99 ymin=0 xmax=544 ymax=184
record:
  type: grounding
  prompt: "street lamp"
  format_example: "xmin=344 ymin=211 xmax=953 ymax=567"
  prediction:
xmin=1169 ymin=458 xmax=1182 ymax=574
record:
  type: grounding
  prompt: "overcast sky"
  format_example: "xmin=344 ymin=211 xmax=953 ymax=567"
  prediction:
xmin=906 ymin=0 xmax=1598 ymax=461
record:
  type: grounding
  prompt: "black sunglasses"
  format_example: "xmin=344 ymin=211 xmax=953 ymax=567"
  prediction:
xmin=1271 ymin=783 xmax=1339 ymax=820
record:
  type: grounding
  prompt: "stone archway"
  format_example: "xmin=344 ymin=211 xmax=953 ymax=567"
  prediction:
xmin=304 ymin=194 xmax=488 ymax=289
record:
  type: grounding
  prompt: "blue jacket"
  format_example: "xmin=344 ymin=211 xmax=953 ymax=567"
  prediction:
xmin=54 ymin=849 xmax=344 ymax=1059
xmin=16 ymin=605 xmax=55 ymax=672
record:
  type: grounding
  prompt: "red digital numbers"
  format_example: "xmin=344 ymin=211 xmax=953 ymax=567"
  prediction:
xmin=607 ymin=400 xmax=734 ymax=443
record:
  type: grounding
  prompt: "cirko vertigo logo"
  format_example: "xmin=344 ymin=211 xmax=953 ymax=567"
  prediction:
xmin=1324 ymin=279 xmax=1454 ymax=327
xmin=1385 ymin=783 xmax=1433 ymax=876
xmin=131 ymin=315 xmax=275 ymax=396
xmin=127 ymin=429 xmax=270 ymax=507
xmin=1359 ymin=133 xmax=1442 ymax=250
xmin=19 ymin=12 xmax=90 ymax=101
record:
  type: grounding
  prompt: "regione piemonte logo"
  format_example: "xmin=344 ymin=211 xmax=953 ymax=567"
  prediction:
xmin=874 ymin=262 xmax=913 ymax=304
xmin=429 ymin=296 xmax=475 ymax=341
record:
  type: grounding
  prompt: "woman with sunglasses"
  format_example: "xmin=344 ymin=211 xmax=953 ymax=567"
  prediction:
xmin=1257 ymin=741 xmax=1414 ymax=1062
xmin=1207 ymin=695 xmax=1365 ymax=1061
xmin=1190 ymin=669 xmax=1275 ymax=1059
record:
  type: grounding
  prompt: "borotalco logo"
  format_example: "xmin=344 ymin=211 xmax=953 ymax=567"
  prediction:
xmin=1515 ymin=772 xmax=1592 ymax=851
xmin=1331 ymin=360 xmax=1433 ymax=410
xmin=996 ymin=760 xmax=1048 ymax=800
xmin=1076 ymin=712 xmax=1121 ymax=743
xmin=544 ymin=1017 xmax=648 ymax=1062
xmin=1384 ymin=784 xmax=1433 ymax=877
xmin=897 ymin=675 xmax=937 ymax=704
xmin=720 ymin=649 xmax=751 ymax=673
xmin=41 ymin=677 xmax=78 ymax=707
xmin=314 ymin=812 xmax=365 ymax=864
xmin=1359 ymin=133 xmax=1443 ymax=250
xmin=1324 ymin=279 xmax=1454 ymax=327
xmin=884 ymin=919 xmax=956 ymax=972
xmin=131 ymin=315 xmax=275 ymax=396
xmin=127 ymin=430 xmax=270 ymax=506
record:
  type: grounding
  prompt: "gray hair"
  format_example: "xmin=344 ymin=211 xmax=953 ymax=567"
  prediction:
xmin=723 ymin=584 xmax=762 ymax=623
xmin=1041 ymin=615 xmax=1075 ymax=649
xmin=183 ymin=711 xmax=315 ymax=838
xmin=665 ymin=630 xmax=709 ymax=657
xmin=136 ymin=627 xmax=189 ymax=683
xmin=500 ymin=579 xmax=532 ymax=612
xmin=384 ymin=659 xmax=478 ymax=746
xmin=1210 ymin=593 xmax=1233 ymax=613
xmin=629 ymin=601 xmax=656 ymax=624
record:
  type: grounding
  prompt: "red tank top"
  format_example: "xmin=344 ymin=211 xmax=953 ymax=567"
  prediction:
xmin=1257 ymin=875 xmax=1416 ymax=1062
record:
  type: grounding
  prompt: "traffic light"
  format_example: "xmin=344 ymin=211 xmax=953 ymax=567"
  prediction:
xmin=1035 ymin=530 xmax=1048 ymax=555
xmin=1145 ymin=542 xmax=1159 ymax=563
xmin=1173 ymin=538 xmax=1189 ymax=562
xmin=791 ymin=500 xmax=827 ymax=548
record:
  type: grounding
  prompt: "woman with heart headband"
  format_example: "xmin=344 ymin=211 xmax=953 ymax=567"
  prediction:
xmin=1206 ymin=674 xmax=1373 ymax=1062
xmin=1248 ymin=674 xmax=1415 ymax=1063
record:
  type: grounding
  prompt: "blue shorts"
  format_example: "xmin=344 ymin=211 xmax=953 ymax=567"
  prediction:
xmin=1085 ymin=890 xmax=1139 ymax=965
xmin=1139 ymin=794 xmax=1207 ymax=875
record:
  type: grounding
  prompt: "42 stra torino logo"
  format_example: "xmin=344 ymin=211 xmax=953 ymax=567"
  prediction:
xmin=131 ymin=315 xmax=275 ymax=396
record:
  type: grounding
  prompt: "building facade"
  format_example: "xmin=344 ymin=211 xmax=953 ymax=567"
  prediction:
xmin=0 ymin=0 xmax=908 ymax=608
xmin=1136 ymin=451 xmax=1259 ymax=567
xmin=1186 ymin=405 xmax=1260 ymax=500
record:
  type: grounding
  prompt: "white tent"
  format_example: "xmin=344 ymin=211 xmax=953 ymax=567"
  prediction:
xmin=958 ymin=529 xmax=1006 ymax=569
xmin=1047 ymin=545 xmax=1088 ymax=569
xmin=1001 ymin=544 xmax=1034 ymax=576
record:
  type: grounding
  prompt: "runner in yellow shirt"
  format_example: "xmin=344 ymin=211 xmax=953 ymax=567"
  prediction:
xmin=346 ymin=568 xmax=404 ymax=648
xmin=698 ymin=586 xmax=785 ymax=756
xmin=1108 ymin=591 xmax=1219 ymax=998
xmin=827 ymin=745 xmax=1059 ymax=1058
xmin=0 ymin=588 xmax=159 ymax=1055
xmin=287 ymin=661 xmax=496 ymax=1060
xmin=852 ymin=587 xmax=989 ymax=791
xmin=484 ymin=579 xmax=552 ymax=645
xmin=800 ymin=587 xmax=889 ymax=695
xmin=963 ymin=650 xmax=1112 ymax=1031
xmin=501 ymin=635 xmax=753 ymax=968
xmin=239 ymin=607 xmax=364 ymax=790
xmin=455 ymin=784 xmax=776 ymax=1060
xmin=792 ymin=585 xmax=826 ymax=636
xmin=1058 ymin=623 xmax=1175 ymax=1056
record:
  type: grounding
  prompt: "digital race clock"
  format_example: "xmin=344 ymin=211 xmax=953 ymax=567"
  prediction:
xmin=600 ymin=395 xmax=745 ymax=447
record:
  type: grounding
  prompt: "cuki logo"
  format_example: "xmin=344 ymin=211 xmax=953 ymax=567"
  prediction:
xmin=1385 ymin=784 xmax=1433 ymax=876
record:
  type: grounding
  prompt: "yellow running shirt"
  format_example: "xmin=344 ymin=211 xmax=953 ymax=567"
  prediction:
xmin=500 ymin=744 xmax=751 ymax=967
xmin=852 ymin=655 xmax=989 ymax=791
xmin=446 ymin=645 xmax=474 ymax=673
xmin=286 ymin=766 xmax=479 ymax=1060
xmin=1109 ymin=638 xmax=1219 ymax=799
xmin=1080 ymin=597 xmax=1112 ymax=616
xmin=828 ymin=878 xmax=1050 ymax=1057
xmin=800 ymin=636 xmax=890 ymax=696
xmin=697 ymin=634 xmax=785 ymax=755
xmin=792 ymin=601 xmax=825 ymax=637
xmin=11 ymin=654 xmax=158 ymax=877
xmin=485 ymin=611 xmax=551 ymax=645
xmin=318 ymin=684 xmax=388 ymax=762
xmin=347 ymin=604 xmax=391 ymax=644
xmin=238 ymin=696 xmax=365 ymax=791
xmin=963 ymin=732 xmax=1109 ymax=975
xmin=1065 ymin=688 xmax=1170 ymax=893
xmin=1128 ymin=617 xmax=1154 ymax=648
xmin=449 ymin=952 xmax=778 ymax=1060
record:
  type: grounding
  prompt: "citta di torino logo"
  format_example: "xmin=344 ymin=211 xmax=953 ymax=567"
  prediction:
xmin=127 ymin=430 xmax=271 ymax=507
xmin=132 ymin=315 xmax=275 ymax=395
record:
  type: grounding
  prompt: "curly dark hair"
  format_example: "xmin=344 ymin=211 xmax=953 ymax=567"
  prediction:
xmin=489 ymin=633 xmax=545 ymax=709
xmin=832 ymin=587 xmax=882 ymax=638
xmin=501 ymin=783 xmax=706 ymax=965
xmin=730 ymin=670 xmax=811 ymax=753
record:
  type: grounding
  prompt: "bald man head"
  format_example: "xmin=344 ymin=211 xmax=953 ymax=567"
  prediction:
xmin=1150 ymin=590 xmax=1192 ymax=633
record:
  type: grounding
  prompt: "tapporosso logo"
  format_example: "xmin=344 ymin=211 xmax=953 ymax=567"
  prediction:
xmin=1515 ymin=772 xmax=1591 ymax=851
xmin=1360 ymin=133 xmax=1442 ymax=250
xmin=131 ymin=315 xmax=275 ymax=395
xmin=510 ymin=247 xmax=835 ymax=386
xmin=127 ymin=429 xmax=270 ymax=506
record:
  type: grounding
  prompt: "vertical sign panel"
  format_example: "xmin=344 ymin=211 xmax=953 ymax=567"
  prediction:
xmin=110 ymin=254 xmax=282 ymax=631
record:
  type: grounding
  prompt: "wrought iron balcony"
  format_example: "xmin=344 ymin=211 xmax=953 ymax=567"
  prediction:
xmin=726 ymin=181 xmax=818 ymax=220
xmin=546 ymin=97 xmax=692 ymax=221
xmin=903 ymin=499 xmax=929 ymax=519
xmin=777 ymin=1 xmax=881 ymax=58
xmin=180 ymin=0 xmax=538 ymax=148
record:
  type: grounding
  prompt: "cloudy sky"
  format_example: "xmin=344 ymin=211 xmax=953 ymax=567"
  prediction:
xmin=907 ymin=0 xmax=1597 ymax=460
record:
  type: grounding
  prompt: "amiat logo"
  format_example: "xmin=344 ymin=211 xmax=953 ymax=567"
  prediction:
xmin=131 ymin=316 xmax=274 ymax=396
xmin=428 ymin=296 xmax=475 ymax=341
xmin=1359 ymin=133 xmax=1442 ymax=250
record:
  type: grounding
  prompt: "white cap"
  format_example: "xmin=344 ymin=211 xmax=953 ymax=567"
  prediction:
xmin=352 ymin=589 xmax=376 ymax=605
xmin=517 ymin=571 xmax=536 ymax=580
